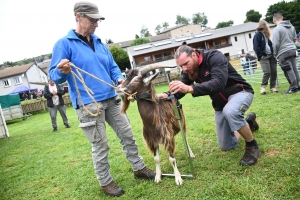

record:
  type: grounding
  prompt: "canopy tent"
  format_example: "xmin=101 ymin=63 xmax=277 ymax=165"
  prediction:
xmin=0 ymin=94 xmax=20 ymax=108
xmin=8 ymin=85 xmax=37 ymax=94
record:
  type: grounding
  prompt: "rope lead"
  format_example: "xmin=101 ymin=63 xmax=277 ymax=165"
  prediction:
xmin=68 ymin=62 xmax=136 ymax=116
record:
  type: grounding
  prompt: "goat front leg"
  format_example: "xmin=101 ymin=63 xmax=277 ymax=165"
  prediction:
xmin=154 ymin=147 xmax=162 ymax=183
xmin=169 ymin=156 xmax=183 ymax=185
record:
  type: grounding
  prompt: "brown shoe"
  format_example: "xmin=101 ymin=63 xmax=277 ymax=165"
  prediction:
xmin=270 ymin=88 xmax=278 ymax=93
xmin=101 ymin=180 xmax=124 ymax=197
xmin=245 ymin=112 xmax=259 ymax=131
xmin=134 ymin=167 xmax=156 ymax=179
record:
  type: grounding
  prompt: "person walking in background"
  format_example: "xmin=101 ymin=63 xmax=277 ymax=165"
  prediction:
xmin=44 ymin=79 xmax=71 ymax=132
xmin=48 ymin=1 xmax=155 ymax=197
xmin=245 ymin=52 xmax=256 ymax=74
xmin=272 ymin=13 xmax=299 ymax=94
xmin=253 ymin=20 xmax=278 ymax=95
xmin=240 ymin=55 xmax=251 ymax=75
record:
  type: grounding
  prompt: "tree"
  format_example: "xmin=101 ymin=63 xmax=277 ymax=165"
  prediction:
xmin=265 ymin=1 xmax=300 ymax=32
xmin=215 ymin=20 xmax=234 ymax=29
xmin=175 ymin=15 xmax=190 ymax=25
xmin=244 ymin=10 xmax=262 ymax=23
xmin=140 ymin=25 xmax=152 ymax=38
xmin=155 ymin=24 xmax=162 ymax=34
xmin=109 ymin=46 xmax=130 ymax=71
xmin=192 ymin=12 xmax=208 ymax=28
xmin=135 ymin=34 xmax=140 ymax=39
xmin=106 ymin=39 xmax=114 ymax=44
xmin=130 ymin=38 xmax=151 ymax=47
xmin=162 ymin=22 xmax=169 ymax=29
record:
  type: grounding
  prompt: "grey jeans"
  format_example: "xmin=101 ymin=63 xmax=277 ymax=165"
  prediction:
xmin=278 ymin=49 xmax=300 ymax=91
xmin=48 ymin=105 xmax=68 ymax=128
xmin=76 ymin=96 xmax=145 ymax=186
xmin=215 ymin=91 xmax=253 ymax=151
xmin=259 ymin=55 xmax=277 ymax=88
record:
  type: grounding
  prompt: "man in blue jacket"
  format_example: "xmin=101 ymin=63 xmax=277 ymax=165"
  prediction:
xmin=49 ymin=1 xmax=155 ymax=197
xmin=272 ymin=13 xmax=299 ymax=94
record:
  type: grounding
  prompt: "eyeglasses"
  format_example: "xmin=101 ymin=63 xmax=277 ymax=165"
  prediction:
xmin=81 ymin=14 xmax=101 ymax=24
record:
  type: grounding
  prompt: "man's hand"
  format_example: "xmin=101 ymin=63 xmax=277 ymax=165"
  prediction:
xmin=57 ymin=59 xmax=71 ymax=74
xmin=156 ymin=93 xmax=168 ymax=99
xmin=169 ymin=81 xmax=192 ymax=94
xmin=52 ymin=91 xmax=57 ymax=95
xmin=118 ymin=79 xmax=124 ymax=85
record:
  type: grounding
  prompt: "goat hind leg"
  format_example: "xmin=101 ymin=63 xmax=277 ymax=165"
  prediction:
xmin=154 ymin=147 xmax=162 ymax=183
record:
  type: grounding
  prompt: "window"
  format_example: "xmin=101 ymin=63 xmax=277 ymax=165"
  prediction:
xmin=14 ymin=76 xmax=22 ymax=85
xmin=234 ymin=37 xmax=237 ymax=42
xmin=144 ymin=56 xmax=151 ymax=61
xmin=3 ymin=79 xmax=11 ymax=87
xmin=215 ymin=41 xmax=221 ymax=48
xmin=249 ymin=33 xmax=252 ymax=39
xmin=154 ymin=54 xmax=163 ymax=60
xmin=163 ymin=52 xmax=171 ymax=57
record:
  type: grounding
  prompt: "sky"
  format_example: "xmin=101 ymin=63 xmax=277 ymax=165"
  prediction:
xmin=0 ymin=0 xmax=288 ymax=64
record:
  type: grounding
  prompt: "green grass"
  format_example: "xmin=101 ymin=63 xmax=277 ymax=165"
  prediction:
xmin=1 ymin=82 xmax=300 ymax=200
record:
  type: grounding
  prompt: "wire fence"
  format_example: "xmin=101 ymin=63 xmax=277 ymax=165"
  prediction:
xmin=232 ymin=51 xmax=300 ymax=88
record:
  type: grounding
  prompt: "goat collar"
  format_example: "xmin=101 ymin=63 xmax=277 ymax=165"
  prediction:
xmin=134 ymin=92 xmax=155 ymax=102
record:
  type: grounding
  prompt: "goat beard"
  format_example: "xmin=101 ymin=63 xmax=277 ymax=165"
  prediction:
xmin=185 ymin=58 xmax=199 ymax=81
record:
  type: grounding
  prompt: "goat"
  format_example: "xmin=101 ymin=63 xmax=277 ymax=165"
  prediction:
xmin=119 ymin=65 xmax=195 ymax=185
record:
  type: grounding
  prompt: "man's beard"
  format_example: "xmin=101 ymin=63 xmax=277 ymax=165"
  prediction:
xmin=186 ymin=59 xmax=199 ymax=81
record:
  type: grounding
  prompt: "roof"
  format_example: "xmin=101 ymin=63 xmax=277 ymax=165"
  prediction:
xmin=106 ymin=34 xmax=171 ymax=49
xmin=37 ymin=62 xmax=50 ymax=74
xmin=0 ymin=62 xmax=35 ymax=79
xmin=159 ymin=24 xmax=186 ymax=34
xmin=127 ymin=22 xmax=276 ymax=57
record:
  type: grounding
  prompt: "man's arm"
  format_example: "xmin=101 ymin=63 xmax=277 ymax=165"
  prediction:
xmin=272 ymin=29 xmax=280 ymax=57
xmin=56 ymin=85 xmax=65 ymax=96
xmin=43 ymin=86 xmax=52 ymax=99
xmin=49 ymin=41 xmax=70 ymax=84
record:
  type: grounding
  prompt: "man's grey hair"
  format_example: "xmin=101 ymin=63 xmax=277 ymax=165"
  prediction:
xmin=174 ymin=45 xmax=195 ymax=59
xmin=273 ymin=12 xmax=283 ymax=20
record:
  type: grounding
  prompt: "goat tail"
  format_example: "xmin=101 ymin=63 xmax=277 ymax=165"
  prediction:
xmin=121 ymin=94 xmax=130 ymax=114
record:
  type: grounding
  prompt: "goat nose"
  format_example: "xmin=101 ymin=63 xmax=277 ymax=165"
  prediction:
xmin=118 ymin=86 xmax=127 ymax=91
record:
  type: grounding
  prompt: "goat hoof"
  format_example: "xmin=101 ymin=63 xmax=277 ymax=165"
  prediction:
xmin=175 ymin=178 xmax=184 ymax=185
xmin=154 ymin=175 xmax=162 ymax=183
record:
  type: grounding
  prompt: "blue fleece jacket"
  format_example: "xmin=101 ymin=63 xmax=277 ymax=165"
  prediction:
xmin=49 ymin=30 xmax=124 ymax=108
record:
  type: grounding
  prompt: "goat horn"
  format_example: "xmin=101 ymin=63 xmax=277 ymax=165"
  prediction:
xmin=139 ymin=65 xmax=177 ymax=76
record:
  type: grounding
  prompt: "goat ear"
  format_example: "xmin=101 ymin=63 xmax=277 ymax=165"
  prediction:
xmin=143 ymin=72 xmax=159 ymax=86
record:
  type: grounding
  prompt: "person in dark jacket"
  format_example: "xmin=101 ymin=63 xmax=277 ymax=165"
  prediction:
xmin=44 ymin=79 xmax=70 ymax=132
xmin=253 ymin=20 xmax=278 ymax=94
xmin=157 ymin=44 xmax=260 ymax=166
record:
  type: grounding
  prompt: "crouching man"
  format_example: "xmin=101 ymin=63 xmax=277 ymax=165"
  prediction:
xmin=157 ymin=44 xmax=260 ymax=166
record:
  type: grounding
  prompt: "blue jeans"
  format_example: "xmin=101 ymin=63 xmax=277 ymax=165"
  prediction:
xmin=215 ymin=91 xmax=254 ymax=151
xmin=76 ymin=96 xmax=145 ymax=186
xmin=242 ymin=64 xmax=251 ymax=75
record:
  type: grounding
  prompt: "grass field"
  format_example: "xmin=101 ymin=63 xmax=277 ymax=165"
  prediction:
xmin=1 ymin=77 xmax=300 ymax=199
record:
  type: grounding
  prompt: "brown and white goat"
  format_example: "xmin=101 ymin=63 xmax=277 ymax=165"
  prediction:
xmin=119 ymin=65 xmax=194 ymax=185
